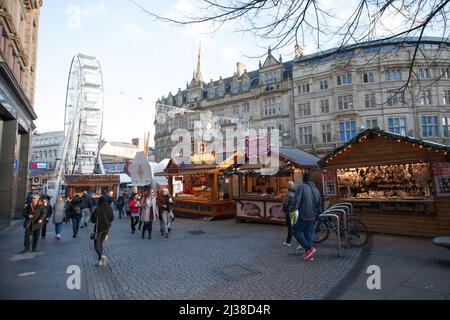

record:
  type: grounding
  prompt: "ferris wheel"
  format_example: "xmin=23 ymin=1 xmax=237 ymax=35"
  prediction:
xmin=50 ymin=54 xmax=105 ymax=201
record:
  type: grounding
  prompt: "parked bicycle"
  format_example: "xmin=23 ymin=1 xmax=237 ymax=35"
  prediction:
xmin=313 ymin=204 xmax=369 ymax=247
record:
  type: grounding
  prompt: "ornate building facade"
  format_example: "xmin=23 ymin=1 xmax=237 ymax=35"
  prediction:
xmin=0 ymin=0 xmax=42 ymax=226
xmin=155 ymin=46 xmax=294 ymax=162
xmin=154 ymin=37 xmax=450 ymax=162
xmin=293 ymin=37 xmax=450 ymax=157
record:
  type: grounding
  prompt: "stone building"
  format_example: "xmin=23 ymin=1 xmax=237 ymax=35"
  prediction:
xmin=0 ymin=0 xmax=42 ymax=226
xmin=154 ymin=46 xmax=294 ymax=162
xmin=293 ymin=37 xmax=450 ymax=157
xmin=30 ymin=131 xmax=64 ymax=171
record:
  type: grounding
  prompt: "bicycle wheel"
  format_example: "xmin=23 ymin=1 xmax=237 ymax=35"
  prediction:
xmin=313 ymin=219 xmax=330 ymax=244
xmin=346 ymin=217 xmax=369 ymax=247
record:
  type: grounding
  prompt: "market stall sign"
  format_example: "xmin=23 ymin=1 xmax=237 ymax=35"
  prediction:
xmin=191 ymin=153 xmax=215 ymax=163
xmin=352 ymin=200 xmax=436 ymax=216
xmin=433 ymin=163 xmax=450 ymax=197
xmin=323 ymin=170 xmax=337 ymax=196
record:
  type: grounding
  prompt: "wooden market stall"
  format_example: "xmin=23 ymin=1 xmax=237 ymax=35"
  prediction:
xmin=319 ymin=128 xmax=450 ymax=237
xmin=156 ymin=152 xmax=238 ymax=218
xmin=228 ymin=147 xmax=321 ymax=224
xmin=64 ymin=174 xmax=121 ymax=199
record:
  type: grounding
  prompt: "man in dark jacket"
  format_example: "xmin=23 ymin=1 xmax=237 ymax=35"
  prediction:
xmin=20 ymin=195 xmax=47 ymax=253
xmin=91 ymin=196 xmax=114 ymax=267
xmin=70 ymin=195 xmax=83 ymax=238
xmin=41 ymin=195 xmax=53 ymax=238
xmin=282 ymin=181 xmax=296 ymax=247
xmin=80 ymin=191 xmax=93 ymax=228
xmin=294 ymin=172 xmax=322 ymax=261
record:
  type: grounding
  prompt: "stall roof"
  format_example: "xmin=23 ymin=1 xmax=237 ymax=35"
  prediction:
xmin=278 ymin=147 xmax=320 ymax=167
xmin=118 ymin=174 xmax=132 ymax=184
xmin=318 ymin=127 xmax=450 ymax=167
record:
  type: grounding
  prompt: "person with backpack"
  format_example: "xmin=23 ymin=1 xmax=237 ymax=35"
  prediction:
xmin=20 ymin=195 xmax=47 ymax=253
xmin=294 ymin=172 xmax=322 ymax=261
xmin=70 ymin=195 xmax=83 ymax=238
xmin=91 ymin=196 xmax=114 ymax=267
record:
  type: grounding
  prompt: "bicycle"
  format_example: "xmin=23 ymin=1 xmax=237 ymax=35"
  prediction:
xmin=313 ymin=209 xmax=369 ymax=247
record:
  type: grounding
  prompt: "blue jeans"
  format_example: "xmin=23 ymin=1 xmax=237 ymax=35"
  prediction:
xmin=71 ymin=218 xmax=81 ymax=236
xmin=55 ymin=223 xmax=63 ymax=235
xmin=293 ymin=218 xmax=315 ymax=251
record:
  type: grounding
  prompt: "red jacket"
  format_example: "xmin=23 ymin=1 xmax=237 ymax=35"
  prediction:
xmin=129 ymin=200 xmax=140 ymax=214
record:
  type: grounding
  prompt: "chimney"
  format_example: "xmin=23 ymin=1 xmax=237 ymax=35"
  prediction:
xmin=237 ymin=62 xmax=246 ymax=77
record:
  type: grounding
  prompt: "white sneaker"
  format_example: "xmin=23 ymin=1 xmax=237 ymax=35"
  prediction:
xmin=297 ymin=245 xmax=303 ymax=250
xmin=95 ymin=260 xmax=102 ymax=267
xmin=283 ymin=242 xmax=292 ymax=247
xmin=101 ymin=255 xmax=107 ymax=268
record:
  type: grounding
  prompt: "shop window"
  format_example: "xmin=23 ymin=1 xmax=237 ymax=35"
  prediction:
xmin=339 ymin=121 xmax=356 ymax=141
xmin=387 ymin=117 xmax=406 ymax=136
xmin=421 ymin=116 xmax=439 ymax=137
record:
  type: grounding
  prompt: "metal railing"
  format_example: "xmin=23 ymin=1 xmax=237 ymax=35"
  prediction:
xmin=318 ymin=212 xmax=342 ymax=256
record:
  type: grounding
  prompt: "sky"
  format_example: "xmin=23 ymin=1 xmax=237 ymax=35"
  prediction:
xmin=34 ymin=0 xmax=291 ymax=146
xmin=34 ymin=0 xmax=444 ymax=146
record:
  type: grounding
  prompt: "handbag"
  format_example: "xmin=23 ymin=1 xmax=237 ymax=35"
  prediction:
xmin=290 ymin=210 xmax=299 ymax=225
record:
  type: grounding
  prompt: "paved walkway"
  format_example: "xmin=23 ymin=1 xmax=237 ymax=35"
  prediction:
xmin=334 ymin=235 xmax=450 ymax=300
xmin=0 ymin=215 xmax=361 ymax=300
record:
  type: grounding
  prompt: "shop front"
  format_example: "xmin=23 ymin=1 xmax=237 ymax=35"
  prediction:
xmin=229 ymin=147 xmax=320 ymax=224
xmin=157 ymin=153 xmax=237 ymax=218
xmin=64 ymin=174 xmax=120 ymax=200
xmin=319 ymin=128 xmax=450 ymax=237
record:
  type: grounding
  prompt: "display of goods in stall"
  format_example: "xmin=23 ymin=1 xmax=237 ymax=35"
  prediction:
xmin=337 ymin=163 xmax=432 ymax=199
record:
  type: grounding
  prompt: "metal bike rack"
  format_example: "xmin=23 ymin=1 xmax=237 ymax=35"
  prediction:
xmin=323 ymin=208 xmax=348 ymax=246
xmin=318 ymin=213 xmax=342 ymax=256
xmin=332 ymin=202 xmax=353 ymax=216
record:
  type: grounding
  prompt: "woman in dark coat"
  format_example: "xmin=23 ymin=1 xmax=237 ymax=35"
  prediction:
xmin=91 ymin=196 xmax=114 ymax=267
xmin=70 ymin=195 xmax=83 ymax=238
xmin=20 ymin=195 xmax=47 ymax=253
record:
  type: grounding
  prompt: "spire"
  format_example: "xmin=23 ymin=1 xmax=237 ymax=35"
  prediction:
xmin=195 ymin=42 xmax=203 ymax=83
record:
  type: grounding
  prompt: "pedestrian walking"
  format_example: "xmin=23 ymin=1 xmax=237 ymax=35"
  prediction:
xmin=20 ymin=195 xmax=47 ymax=253
xmin=53 ymin=196 xmax=65 ymax=239
xmin=282 ymin=181 xmax=297 ymax=247
xmin=293 ymin=172 xmax=322 ymax=261
xmin=70 ymin=195 xmax=83 ymax=238
xmin=138 ymin=192 xmax=144 ymax=231
xmin=80 ymin=191 xmax=93 ymax=228
xmin=91 ymin=196 xmax=114 ymax=267
xmin=123 ymin=192 xmax=131 ymax=219
xmin=129 ymin=193 xmax=140 ymax=234
xmin=140 ymin=190 xmax=158 ymax=239
xmin=158 ymin=188 xmax=173 ymax=238
xmin=41 ymin=195 xmax=52 ymax=238
xmin=116 ymin=194 xmax=125 ymax=219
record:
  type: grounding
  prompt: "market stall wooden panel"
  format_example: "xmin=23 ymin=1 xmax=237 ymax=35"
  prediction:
xmin=320 ymin=128 xmax=450 ymax=238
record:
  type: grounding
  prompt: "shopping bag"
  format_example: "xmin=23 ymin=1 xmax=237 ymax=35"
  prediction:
xmin=290 ymin=210 xmax=299 ymax=225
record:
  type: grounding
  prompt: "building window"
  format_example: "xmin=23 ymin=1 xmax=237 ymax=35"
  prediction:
xmin=337 ymin=94 xmax=353 ymax=110
xmin=319 ymin=80 xmax=329 ymax=90
xmin=386 ymin=90 xmax=403 ymax=106
xmin=388 ymin=117 xmax=406 ymax=136
xmin=321 ymin=123 xmax=332 ymax=143
xmin=440 ymin=68 xmax=449 ymax=79
xmin=443 ymin=90 xmax=450 ymax=105
xmin=242 ymin=80 xmax=250 ymax=92
xmin=363 ymin=72 xmax=374 ymax=83
xmin=298 ymin=82 xmax=311 ymax=94
xmin=339 ymin=121 xmax=356 ymax=141
xmin=263 ymin=98 xmax=277 ymax=116
xmin=320 ymin=99 xmax=330 ymax=113
xmin=443 ymin=116 xmax=450 ymax=137
xmin=366 ymin=118 xmax=378 ymax=129
xmin=297 ymin=102 xmax=312 ymax=117
xmin=217 ymin=85 xmax=225 ymax=97
xmin=418 ymin=68 xmax=431 ymax=79
xmin=231 ymin=82 xmax=240 ymax=94
xmin=44 ymin=151 xmax=47 ymax=158
xmin=384 ymin=70 xmax=401 ymax=81
xmin=420 ymin=90 xmax=432 ymax=105
xmin=421 ymin=116 xmax=439 ymax=137
xmin=337 ymin=74 xmax=352 ymax=86
xmin=243 ymin=103 xmax=250 ymax=114
xmin=364 ymin=93 xmax=376 ymax=108
xmin=265 ymin=71 xmax=277 ymax=84
xmin=232 ymin=105 xmax=240 ymax=116
xmin=298 ymin=126 xmax=313 ymax=145
xmin=208 ymin=87 xmax=215 ymax=99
